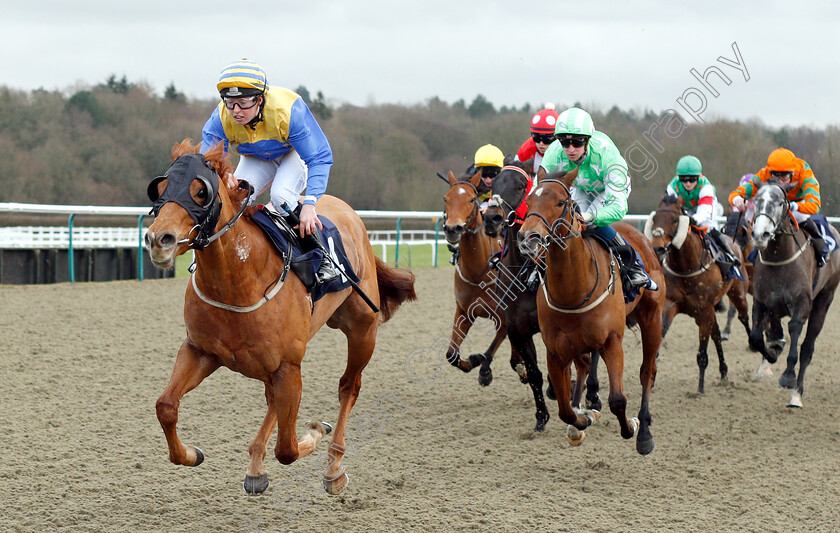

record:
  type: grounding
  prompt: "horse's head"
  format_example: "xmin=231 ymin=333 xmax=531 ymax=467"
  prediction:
xmin=518 ymin=168 xmax=579 ymax=259
xmin=442 ymin=170 xmax=482 ymax=244
xmin=145 ymin=140 xmax=249 ymax=268
xmin=751 ymin=180 xmax=796 ymax=250
xmin=484 ymin=160 xmax=532 ymax=237
xmin=645 ymin=194 xmax=690 ymax=260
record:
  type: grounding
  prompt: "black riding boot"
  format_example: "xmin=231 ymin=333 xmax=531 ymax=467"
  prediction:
xmin=709 ymin=228 xmax=741 ymax=267
xmin=302 ymin=231 xmax=340 ymax=284
xmin=800 ymin=218 xmax=828 ymax=268
xmin=608 ymin=234 xmax=654 ymax=290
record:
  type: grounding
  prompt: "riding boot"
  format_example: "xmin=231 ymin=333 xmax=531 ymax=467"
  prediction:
xmin=608 ymin=235 xmax=656 ymax=290
xmin=800 ymin=218 xmax=828 ymax=268
xmin=709 ymin=228 xmax=741 ymax=267
xmin=302 ymin=231 xmax=340 ymax=284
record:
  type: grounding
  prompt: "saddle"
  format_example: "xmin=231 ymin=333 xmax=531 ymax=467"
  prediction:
xmin=585 ymin=230 xmax=650 ymax=304
xmin=249 ymin=207 xmax=359 ymax=302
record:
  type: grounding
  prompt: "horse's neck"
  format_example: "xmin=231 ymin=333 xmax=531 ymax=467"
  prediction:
xmin=458 ymin=222 xmax=494 ymax=276
xmin=668 ymin=231 xmax=705 ymax=269
xmin=766 ymin=224 xmax=805 ymax=258
xmin=545 ymin=234 xmax=601 ymax=303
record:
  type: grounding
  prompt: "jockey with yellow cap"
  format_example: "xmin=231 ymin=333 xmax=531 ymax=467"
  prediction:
xmin=666 ymin=155 xmax=740 ymax=268
xmin=200 ymin=59 xmax=337 ymax=282
xmin=539 ymin=107 xmax=657 ymax=290
xmin=729 ymin=148 xmax=827 ymax=267
xmin=470 ymin=144 xmax=505 ymax=208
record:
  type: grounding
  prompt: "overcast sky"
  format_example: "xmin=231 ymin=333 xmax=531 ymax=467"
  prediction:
xmin=4 ymin=1 xmax=839 ymax=128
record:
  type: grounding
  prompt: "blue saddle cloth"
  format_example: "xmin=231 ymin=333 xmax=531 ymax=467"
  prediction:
xmin=705 ymin=236 xmax=745 ymax=281
xmin=250 ymin=209 xmax=360 ymax=302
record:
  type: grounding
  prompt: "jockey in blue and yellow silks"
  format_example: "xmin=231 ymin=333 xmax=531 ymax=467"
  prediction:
xmin=200 ymin=59 xmax=337 ymax=283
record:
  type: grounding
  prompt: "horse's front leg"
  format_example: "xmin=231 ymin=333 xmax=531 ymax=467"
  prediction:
xmin=544 ymin=348 xmax=597 ymax=446
xmin=779 ymin=309 xmax=808 ymax=392
xmin=600 ymin=331 xmax=637 ymax=440
xmin=155 ymin=340 xmax=221 ymax=467
xmin=445 ymin=306 xmax=479 ymax=373
xmin=476 ymin=311 xmax=508 ymax=387
xmin=750 ymin=300 xmax=775 ymax=376
xmin=585 ymin=350 xmax=602 ymax=411
xmin=270 ymin=361 xmax=331 ymax=470
xmin=693 ymin=308 xmax=713 ymax=394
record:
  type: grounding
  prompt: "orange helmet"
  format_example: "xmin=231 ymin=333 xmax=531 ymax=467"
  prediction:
xmin=766 ymin=148 xmax=796 ymax=172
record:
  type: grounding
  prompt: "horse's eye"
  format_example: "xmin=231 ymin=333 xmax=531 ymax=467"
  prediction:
xmin=196 ymin=188 xmax=207 ymax=199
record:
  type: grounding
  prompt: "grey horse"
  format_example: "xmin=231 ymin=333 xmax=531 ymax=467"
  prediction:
xmin=749 ymin=180 xmax=840 ymax=407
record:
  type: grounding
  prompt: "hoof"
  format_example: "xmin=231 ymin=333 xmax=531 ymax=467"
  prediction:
xmin=322 ymin=467 xmax=349 ymax=495
xmin=566 ymin=425 xmax=585 ymax=446
xmin=191 ymin=446 xmax=205 ymax=467
xmin=755 ymin=359 xmax=774 ymax=378
xmin=545 ymin=385 xmax=556 ymax=401
xmin=778 ymin=372 xmax=797 ymax=390
xmin=534 ymin=414 xmax=549 ymax=433
xmin=321 ymin=421 xmax=333 ymax=435
xmin=787 ymin=390 xmax=803 ymax=408
xmin=636 ymin=437 xmax=655 ymax=455
xmin=720 ymin=330 xmax=730 ymax=341
xmin=243 ymin=474 xmax=269 ymax=495
xmin=585 ymin=394 xmax=602 ymax=412
xmin=305 ymin=420 xmax=333 ymax=436
xmin=478 ymin=366 xmax=493 ymax=387
xmin=630 ymin=417 xmax=640 ymax=437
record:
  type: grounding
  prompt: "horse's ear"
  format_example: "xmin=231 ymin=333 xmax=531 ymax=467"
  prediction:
xmin=536 ymin=166 xmax=547 ymax=181
xmin=781 ymin=182 xmax=797 ymax=193
xmin=560 ymin=167 xmax=578 ymax=189
xmin=754 ymin=179 xmax=764 ymax=190
xmin=447 ymin=170 xmax=457 ymax=186
xmin=468 ymin=168 xmax=482 ymax=189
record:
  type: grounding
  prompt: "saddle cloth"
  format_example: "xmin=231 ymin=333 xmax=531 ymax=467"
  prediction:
xmin=704 ymin=235 xmax=745 ymax=281
xmin=250 ymin=208 xmax=360 ymax=302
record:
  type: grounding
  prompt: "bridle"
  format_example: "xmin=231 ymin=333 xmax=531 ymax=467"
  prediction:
xmin=754 ymin=184 xmax=809 ymax=265
xmin=522 ymin=178 xmax=615 ymax=312
xmin=443 ymin=180 xmax=482 ymax=236
xmin=651 ymin=207 xmax=713 ymax=277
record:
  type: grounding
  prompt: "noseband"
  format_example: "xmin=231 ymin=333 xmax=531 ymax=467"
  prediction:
xmin=522 ymin=178 xmax=576 ymax=248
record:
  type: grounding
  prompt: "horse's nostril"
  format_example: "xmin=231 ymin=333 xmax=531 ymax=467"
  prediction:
xmin=160 ymin=233 xmax=176 ymax=248
xmin=489 ymin=215 xmax=503 ymax=226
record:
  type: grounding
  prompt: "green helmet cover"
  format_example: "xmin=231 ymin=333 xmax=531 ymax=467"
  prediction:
xmin=676 ymin=155 xmax=702 ymax=176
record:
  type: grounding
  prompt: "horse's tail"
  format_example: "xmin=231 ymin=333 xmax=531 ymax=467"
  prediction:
xmin=374 ymin=257 xmax=417 ymax=323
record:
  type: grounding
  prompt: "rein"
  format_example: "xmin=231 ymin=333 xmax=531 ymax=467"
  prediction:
xmin=758 ymin=236 xmax=811 ymax=266
xmin=754 ymin=184 xmax=809 ymax=266
xmin=179 ymin=185 xmax=253 ymax=250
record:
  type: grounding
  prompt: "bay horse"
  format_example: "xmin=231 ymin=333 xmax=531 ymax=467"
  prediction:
xmin=483 ymin=161 xmax=602 ymax=434
xmin=518 ymin=169 xmax=666 ymax=454
xmin=646 ymin=194 xmax=751 ymax=393
xmin=748 ymin=181 xmax=840 ymax=407
xmin=442 ymin=170 xmax=512 ymax=386
xmin=145 ymin=140 xmax=416 ymax=495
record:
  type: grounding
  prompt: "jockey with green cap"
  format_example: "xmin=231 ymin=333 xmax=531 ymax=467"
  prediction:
xmin=666 ymin=155 xmax=740 ymax=269
xmin=538 ymin=107 xmax=656 ymax=290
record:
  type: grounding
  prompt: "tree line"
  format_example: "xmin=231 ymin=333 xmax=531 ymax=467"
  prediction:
xmin=1 ymin=77 xmax=837 ymax=217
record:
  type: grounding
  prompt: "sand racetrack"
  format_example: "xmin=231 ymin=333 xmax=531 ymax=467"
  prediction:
xmin=1 ymin=266 xmax=839 ymax=532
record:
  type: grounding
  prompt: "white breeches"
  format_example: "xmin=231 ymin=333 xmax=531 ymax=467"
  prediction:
xmin=236 ymin=151 xmax=308 ymax=210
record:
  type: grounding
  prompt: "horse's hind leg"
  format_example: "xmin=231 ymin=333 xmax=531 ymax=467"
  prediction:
xmin=779 ymin=309 xmax=808 ymax=391
xmin=322 ymin=315 xmax=378 ymax=495
xmin=155 ymin=340 xmax=221 ymax=467
xmin=599 ymin=333 xmax=636 ymax=439
xmin=244 ymin=387 xmax=278 ymax=495
xmin=693 ymin=308 xmax=715 ymax=394
xmin=789 ymin=288 xmax=838 ymax=407
xmin=509 ymin=330 xmax=550 ymax=432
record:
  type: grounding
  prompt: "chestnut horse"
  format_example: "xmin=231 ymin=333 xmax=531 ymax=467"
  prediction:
xmin=646 ymin=194 xmax=751 ymax=393
xmin=519 ymin=170 xmax=666 ymax=454
xmin=146 ymin=140 xmax=416 ymax=495
xmin=484 ymin=161 xmax=603 ymax=434
xmin=442 ymin=170 xmax=511 ymax=386
xmin=749 ymin=181 xmax=840 ymax=407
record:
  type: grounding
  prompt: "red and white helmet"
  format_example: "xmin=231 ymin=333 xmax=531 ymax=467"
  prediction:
xmin=529 ymin=103 xmax=559 ymax=134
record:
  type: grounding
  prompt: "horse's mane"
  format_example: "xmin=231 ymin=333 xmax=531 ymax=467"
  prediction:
xmin=170 ymin=138 xmax=249 ymax=206
xmin=661 ymin=193 xmax=680 ymax=207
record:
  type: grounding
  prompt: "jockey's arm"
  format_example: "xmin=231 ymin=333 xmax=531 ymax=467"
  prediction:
xmin=288 ymin=98 xmax=334 ymax=236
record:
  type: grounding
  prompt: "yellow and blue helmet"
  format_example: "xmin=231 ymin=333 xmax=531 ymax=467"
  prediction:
xmin=216 ymin=59 xmax=268 ymax=98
